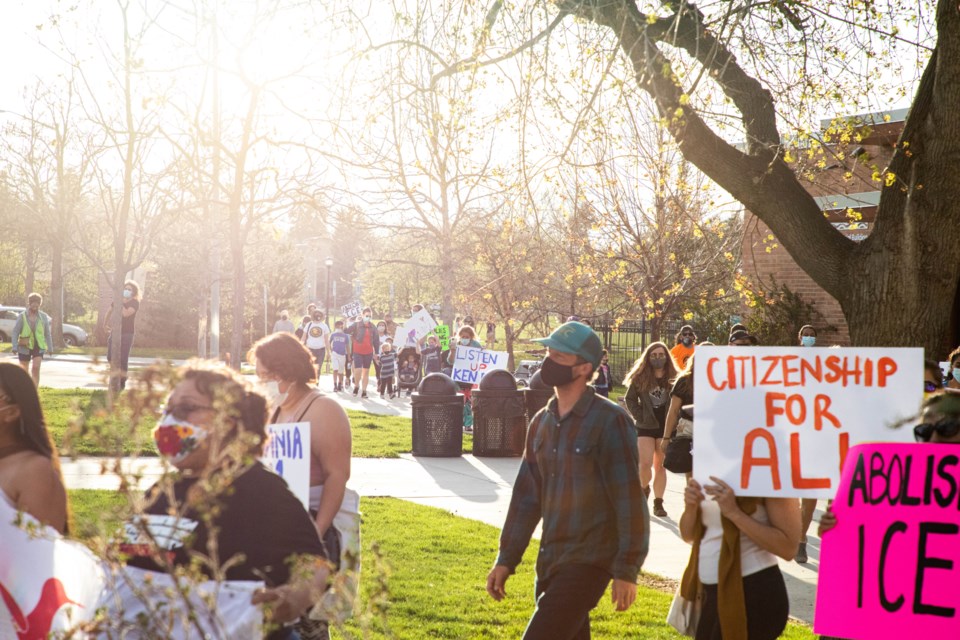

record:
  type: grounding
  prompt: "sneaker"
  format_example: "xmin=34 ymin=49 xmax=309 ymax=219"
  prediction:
xmin=361 ymin=392 xmax=369 ymax=399
xmin=380 ymin=392 xmax=386 ymax=399
xmin=353 ymin=386 xmax=359 ymax=396
xmin=796 ymin=541 xmax=808 ymax=564
xmin=653 ymin=498 xmax=667 ymax=518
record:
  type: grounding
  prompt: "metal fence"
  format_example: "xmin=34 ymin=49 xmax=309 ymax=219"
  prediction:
xmin=593 ymin=319 xmax=685 ymax=385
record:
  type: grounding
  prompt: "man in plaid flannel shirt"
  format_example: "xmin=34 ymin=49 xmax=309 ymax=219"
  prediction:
xmin=487 ymin=321 xmax=649 ymax=639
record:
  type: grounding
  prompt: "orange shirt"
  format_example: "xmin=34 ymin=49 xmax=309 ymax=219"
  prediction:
xmin=670 ymin=342 xmax=695 ymax=371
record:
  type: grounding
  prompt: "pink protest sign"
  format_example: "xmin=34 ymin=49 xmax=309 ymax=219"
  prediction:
xmin=815 ymin=443 xmax=960 ymax=638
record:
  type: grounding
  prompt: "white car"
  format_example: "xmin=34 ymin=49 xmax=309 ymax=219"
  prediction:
xmin=0 ymin=306 xmax=88 ymax=347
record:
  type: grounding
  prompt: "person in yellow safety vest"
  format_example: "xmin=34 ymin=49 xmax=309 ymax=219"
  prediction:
xmin=12 ymin=293 xmax=53 ymax=386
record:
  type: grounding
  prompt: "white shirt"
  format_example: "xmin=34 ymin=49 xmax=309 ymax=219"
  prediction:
xmin=303 ymin=321 xmax=330 ymax=349
xmin=697 ymin=499 xmax=779 ymax=584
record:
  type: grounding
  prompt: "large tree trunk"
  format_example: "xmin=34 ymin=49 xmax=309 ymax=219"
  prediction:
xmin=567 ymin=0 xmax=960 ymax=352
xmin=440 ymin=237 xmax=455 ymax=328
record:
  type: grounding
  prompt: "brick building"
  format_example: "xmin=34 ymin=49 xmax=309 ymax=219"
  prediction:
xmin=741 ymin=109 xmax=907 ymax=346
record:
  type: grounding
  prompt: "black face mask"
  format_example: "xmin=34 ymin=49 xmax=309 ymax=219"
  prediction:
xmin=540 ymin=356 xmax=580 ymax=388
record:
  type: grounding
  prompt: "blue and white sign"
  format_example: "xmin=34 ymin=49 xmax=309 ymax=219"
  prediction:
xmin=261 ymin=422 xmax=311 ymax=510
xmin=451 ymin=346 xmax=509 ymax=385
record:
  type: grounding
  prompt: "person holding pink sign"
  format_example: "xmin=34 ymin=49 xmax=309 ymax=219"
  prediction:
xmin=678 ymin=474 xmax=801 ymax=639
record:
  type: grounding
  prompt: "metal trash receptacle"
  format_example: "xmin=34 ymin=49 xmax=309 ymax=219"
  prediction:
xmin=523 ymin=370 xmax=554 ymax=424
xmin=411 ymin=373 xmax=464 ymax=457
xmin=472 ymin=370 xmax=526 ymax=457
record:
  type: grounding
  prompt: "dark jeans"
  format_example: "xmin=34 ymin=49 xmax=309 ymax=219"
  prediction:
xmin=310 ymin=348 xmax=326 ymax=373
xmin=696 ymin=566 xmax=788 ymax=640
xmin=522 ymin=563 xmax=611 ymax=640
xmin=107 ymin=332 xmax=135 ymax=390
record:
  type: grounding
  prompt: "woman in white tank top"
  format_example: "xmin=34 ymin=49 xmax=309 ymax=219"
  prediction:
xmin=679 ymin=476 xmax=801 ymax=640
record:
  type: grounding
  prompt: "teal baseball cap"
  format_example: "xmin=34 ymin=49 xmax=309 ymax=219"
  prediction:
xmin=533 ymin=321 xmax=603 ymax=367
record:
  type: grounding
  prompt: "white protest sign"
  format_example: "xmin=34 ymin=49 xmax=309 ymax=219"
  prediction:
xmin=340 ymin=300 xmax=363 ymax=319
xmin=96 ymin=565 xmax=263 ymax=638
xmin=395 ymin=308 xmax=437 ymax=345
xmin=261 ymin=421 xmax=311 ymax=510
xmin=0 ymin=497 xmax=105 ymax=638
xmin=451 ymin=345 xmax=509 ymax=385
xmin=692 ymin=346 xmax=923 ymax=498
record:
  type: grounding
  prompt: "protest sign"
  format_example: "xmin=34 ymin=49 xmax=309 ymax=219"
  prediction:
xmin=451 ymin=345 xmax=508 ymax=385
xmin=0 ymin=496 xmax=105 ymax=638
xmin=0 ymin=483 xmax=264 ymax=639
xmin=98 ymin=565 xmax=263 ymax=638
xmin=815 ymin=443 xmax=960 ymax=639
xmin=693 ymin=346 xmax=922 ymax=498
xmin=340 ymin=300 xmax=363 ymax=319
xmin=261 ymin=421 xmax=311 ymax=510
xmin=434 ymin=324 xmax=450 ymax=350
xmin=395 ymin=308 xmax=437 ymax=345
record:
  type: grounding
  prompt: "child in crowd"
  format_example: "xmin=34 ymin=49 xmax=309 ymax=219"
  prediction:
xmin=329 ymin=320 xmax=350 ymax=392
xmin=399 ymin=353 xmax=419 ymax=397
xmin=378 ymin=341 xmax=397 ymax=398
xmin=422 ymin=335 xmax=443 ymax=375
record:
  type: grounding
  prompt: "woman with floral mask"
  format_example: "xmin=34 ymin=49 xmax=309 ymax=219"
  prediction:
xmin=0 ymin=362 xmax=68 ymax=533
xmin=128 ymin=360 xmax=330 ymax=639
xmin=248 ymin=333 xmax=356 ymax=639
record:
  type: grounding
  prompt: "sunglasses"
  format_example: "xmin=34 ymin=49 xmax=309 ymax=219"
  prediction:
xmin=914 ymin=419 xmax=960 ymax=443
xmin=924 ymin=381 xmax=941 ymax=393
xmin=159 ymin=402 xmax=215 ymax=421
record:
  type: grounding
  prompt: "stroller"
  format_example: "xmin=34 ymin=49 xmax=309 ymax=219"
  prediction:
xmin=396 ymin=347 xmax=423 ymax=396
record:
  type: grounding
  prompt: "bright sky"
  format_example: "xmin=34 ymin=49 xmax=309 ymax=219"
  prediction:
xmin=0 ymin=0 xmax=937 ymax=229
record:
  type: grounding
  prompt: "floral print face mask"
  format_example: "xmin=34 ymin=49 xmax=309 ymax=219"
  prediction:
xmin=152 ymin=413 xmax=209 ymax=465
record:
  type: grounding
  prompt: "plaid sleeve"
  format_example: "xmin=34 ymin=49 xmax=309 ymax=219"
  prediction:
xmin=496 ymin=417 xmax=543 ymax=571
xmin=599 ymin=411 xmax=649 ymax=581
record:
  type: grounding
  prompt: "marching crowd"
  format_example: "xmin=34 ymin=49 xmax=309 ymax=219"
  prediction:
xmin=3 ymin=300 xmax=957 ymax=639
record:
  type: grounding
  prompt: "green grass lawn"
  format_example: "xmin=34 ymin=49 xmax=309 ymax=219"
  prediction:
xmin=66 ymin=491 xmax=814 ymax=639
xmin=43 ymin=389 xmax=456 ymax=458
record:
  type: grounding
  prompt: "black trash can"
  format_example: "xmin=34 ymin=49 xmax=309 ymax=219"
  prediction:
xmin=472 ymin=370 xmax=527 ymax=457
xmin=523 ymin=370 xmax=554 ymax=424
xmin=411 ymin=373 xmax=464 ymax=457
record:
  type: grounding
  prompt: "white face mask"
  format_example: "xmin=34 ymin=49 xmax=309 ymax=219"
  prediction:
xmin=261 ymin=380 xmax=288 ymax=406
xmin=460 ymin=338 xmax=470 ymax=345
xmin=123 ymin=290 xmax=133 ymax=299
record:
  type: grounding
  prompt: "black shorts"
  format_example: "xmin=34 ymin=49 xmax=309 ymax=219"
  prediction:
xmin=17 ymin=347 xmax=43 ymax=363
xmin=637 ymin=427 xmax=665 ymax=439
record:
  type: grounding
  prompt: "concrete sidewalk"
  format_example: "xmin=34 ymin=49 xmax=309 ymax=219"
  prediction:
xmin=62 ymin=451 xmax=822 ymax=624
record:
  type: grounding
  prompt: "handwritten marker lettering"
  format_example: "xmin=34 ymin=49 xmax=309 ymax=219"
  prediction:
xmin=693 ymin=346 xmax=922 ymax=499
